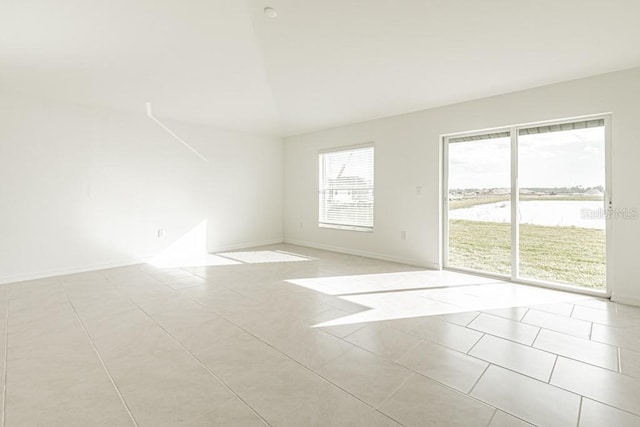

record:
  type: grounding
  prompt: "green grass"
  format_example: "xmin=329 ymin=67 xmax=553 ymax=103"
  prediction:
xmin=448 ymin=220 xmax=606 ymax=288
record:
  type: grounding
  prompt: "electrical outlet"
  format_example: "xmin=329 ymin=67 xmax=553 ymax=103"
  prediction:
xmin=400 ymin=230 xmax=408 ymax=240
xmin=415 ymin=186 xmax=422 ymax=196
xmin=157 ymin=228 xmax=165 ymax=239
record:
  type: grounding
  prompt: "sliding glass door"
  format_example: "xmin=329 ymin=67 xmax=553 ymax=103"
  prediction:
xmin=517 ymin=121 xmax=607 ymax=289
xmin=446 ymin=133 xmax=512 ymax=276
xmin=444 ymin=116 xmax=609 ymax=293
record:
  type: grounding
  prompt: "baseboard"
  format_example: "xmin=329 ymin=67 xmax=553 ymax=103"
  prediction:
xmin=0 ymin=258 xmax=148 ymax=286
xmin=284 ymin=238 xmax=439 ymax=270
xmin=210 ymin=238 xmax=284 ymax=253
xmin=611 ymin=293 xmax=640 ymax=307
xmin=0 ymin=237 xmax=285 ymax=286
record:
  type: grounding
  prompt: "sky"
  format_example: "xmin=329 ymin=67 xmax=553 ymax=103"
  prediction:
xmin=448 ymin=127 xmax=605 ymax=190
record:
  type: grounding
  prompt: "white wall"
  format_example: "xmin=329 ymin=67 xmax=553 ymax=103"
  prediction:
xmin=284 ymin=67 xmax=640 ymax=305
xmin=0 ymin=92 xmax=283 ymax=283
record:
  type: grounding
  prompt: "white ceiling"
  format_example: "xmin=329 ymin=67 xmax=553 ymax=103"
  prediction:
xmin=2 ymin=0 xmax=640 ymax=137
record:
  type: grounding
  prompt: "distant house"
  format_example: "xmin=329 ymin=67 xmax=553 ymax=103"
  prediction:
xmin=326 ymin=176 xmax=372 ymax=203
xmin=584 ymin=188 xmax=604 ymax=196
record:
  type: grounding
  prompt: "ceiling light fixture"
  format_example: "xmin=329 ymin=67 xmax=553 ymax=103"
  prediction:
xmin=264 ymin=7 xmax=278 ymax=18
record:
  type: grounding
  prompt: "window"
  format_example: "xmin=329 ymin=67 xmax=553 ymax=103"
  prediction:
xmin=319 ymin=145 xmax=374 ymax=231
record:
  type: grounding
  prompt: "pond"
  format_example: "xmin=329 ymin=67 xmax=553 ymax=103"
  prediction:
xmin=449 ymin=200 xmax=605 ymax=229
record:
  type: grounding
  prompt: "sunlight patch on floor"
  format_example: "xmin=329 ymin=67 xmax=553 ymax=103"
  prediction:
xmin=149 ymin=220 xmax=241 ymax=268
xmin=308 ymin=280 xmax=590 ymax=328
xmin=286 ymin=270 xmax=498 ymax=296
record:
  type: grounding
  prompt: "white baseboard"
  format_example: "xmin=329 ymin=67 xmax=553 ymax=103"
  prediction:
xmin=611 ymin=293 xmax=640 ymax=307
xmin=284 ymin=238 xmax=440 ymax=270
xmin=0 ymin=258 xmax=148 ymax=286
xmin=0 ymin=237 xmax=285 ymax=286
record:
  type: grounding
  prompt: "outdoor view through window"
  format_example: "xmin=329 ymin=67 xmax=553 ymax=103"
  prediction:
xmin=319 ymin=146 xmax=374 ymax=231
xmin=447 ymin=121 xmax=606 ymax=289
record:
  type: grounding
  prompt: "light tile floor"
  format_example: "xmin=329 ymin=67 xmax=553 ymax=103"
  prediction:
xmin=2 ymin=244 xmax=640 ymax=426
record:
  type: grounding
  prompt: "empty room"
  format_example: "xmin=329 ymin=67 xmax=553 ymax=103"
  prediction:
xmin=2 ymin=0 xmax=640 ymax=426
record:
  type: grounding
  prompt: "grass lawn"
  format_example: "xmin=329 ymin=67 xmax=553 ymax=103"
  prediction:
xmin=448 ymin=219 xmax=606 ymax=288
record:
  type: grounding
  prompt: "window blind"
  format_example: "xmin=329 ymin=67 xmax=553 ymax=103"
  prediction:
xmin=319 ymin=146 xmax=374 ymax=231
xmin=519 ymin=119 xmax=604 ymax=135
xmin=448 ymin=131 xmax=511 ymax=143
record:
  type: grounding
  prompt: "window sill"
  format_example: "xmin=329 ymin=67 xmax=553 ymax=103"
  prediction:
xmin=319 ymin=223 xmax=373 ymax=232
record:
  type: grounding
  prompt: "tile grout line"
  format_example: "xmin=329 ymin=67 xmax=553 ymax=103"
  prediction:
xmin=180 ymin=295 xmax=404 ymax=426
xmin=538 ymin=344 xmax=620 ymax=374
xmin=464 ymin=311 xmax=482 ymax=326
xmin=130 ymin=301 xmax=273 ymax=427
xmin=493 ymin=411 xmax=533 ymax=427
xmin=468 ymin=363 xmax=588 ymax=425
xmin=394 ymin=344 xmax=495 ymax=394
xmin=584 ymin=398 xmax=640 ymax=419
xmin=466 ymin=340 xmax=564 ymax=384
xmin=408 ymin=366 xmax=502 ymax=415
xmin=553 ymin=377 xmax=640 ymax=421
xmin=530 ymin=326 xmax=543 ymax=348
xmin=547 ymin=355 xmax=559 ymax=384
xmin=465 ymin=333 xmax=485 ymax=355
xmin=468 ymin=363 xmax=491 ymax=395
xmin=337 ymin=322 xmax=368 ymax=340
xmin=466 ymin=328 xmax=537 ymax=349
xmin=469 ymin=313 xmax=541 ymax=341
xmin=485 ymin=409 xmax=498 ymax=427
xmin=330 ymin=329 xmax=493 ymax=401
xmin=66 ymin=295 xmax=140 ymax=427
xmin=375 ymin=372 xmax=415 ymax=411
xmin=576 ymin=396 xmax=583 ymax=427
xmin=1 ymin=296 xmax=9 ymax=427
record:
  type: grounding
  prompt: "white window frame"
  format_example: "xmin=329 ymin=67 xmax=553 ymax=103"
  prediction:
xmin=318 ymin=143 xmax=374 ymax=232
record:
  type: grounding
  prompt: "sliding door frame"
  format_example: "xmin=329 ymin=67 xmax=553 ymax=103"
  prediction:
xmin=441 ymin=113 xmax=612 ymax=297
